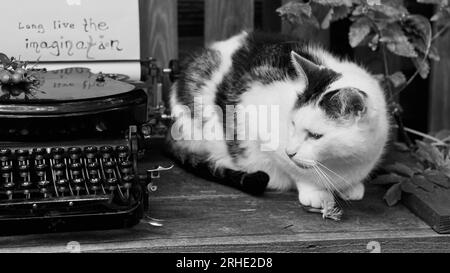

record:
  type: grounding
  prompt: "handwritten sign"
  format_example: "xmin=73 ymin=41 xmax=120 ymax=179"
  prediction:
xmin=0 ymin=0 xmax=140 ymax=62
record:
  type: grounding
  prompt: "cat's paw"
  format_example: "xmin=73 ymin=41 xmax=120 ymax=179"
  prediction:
xmin=298 ymin=185 xmax=334 ymax=209
xmin=339 ymin=183 xmax=364 ymax=201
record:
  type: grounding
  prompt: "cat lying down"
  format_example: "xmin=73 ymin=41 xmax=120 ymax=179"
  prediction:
xmin=167 ymin=31 xmax=389 ymax=219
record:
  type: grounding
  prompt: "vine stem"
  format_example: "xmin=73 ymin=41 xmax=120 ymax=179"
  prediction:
xmin=393 ymin=125 xmax=447 ymax=146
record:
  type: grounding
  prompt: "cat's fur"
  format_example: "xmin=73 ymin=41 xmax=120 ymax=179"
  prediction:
xmin=168 ymin=31 xmax=389 ymax=209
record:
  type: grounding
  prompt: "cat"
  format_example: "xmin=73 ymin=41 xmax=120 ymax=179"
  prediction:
xmin=167 ymin=31 xmax=390 ymax=210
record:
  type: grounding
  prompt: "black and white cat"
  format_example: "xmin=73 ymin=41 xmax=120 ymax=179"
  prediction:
xmin=167 ymin=31 xmax=389 ymax=210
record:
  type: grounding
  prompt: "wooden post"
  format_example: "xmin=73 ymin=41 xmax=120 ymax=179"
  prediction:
xmin=139 ymin=0 xmax=178 ymax=68
xmin=429 ymin=30 xmax=450 ymax=131
xmin=204 ymin=0 xmax=254 ymax=45
xmin=281 ymin=0 xmax=329 ymax=47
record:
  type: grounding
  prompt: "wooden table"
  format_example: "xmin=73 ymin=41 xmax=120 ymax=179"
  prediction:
xmin=0 ymin=143 xmax=449 ymax=253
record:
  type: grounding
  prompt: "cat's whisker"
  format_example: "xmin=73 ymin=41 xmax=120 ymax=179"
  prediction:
xmin=316 ymin=161 xmax=352 ymax=187
xmin=312 ymin=166 xmax=346 ymax=208
xmin=318 ymin=167 xmax=350 ymax=206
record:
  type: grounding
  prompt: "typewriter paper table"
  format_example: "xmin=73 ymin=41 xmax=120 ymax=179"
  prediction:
xmin=0 ymin=141 xmax=449 ymax=253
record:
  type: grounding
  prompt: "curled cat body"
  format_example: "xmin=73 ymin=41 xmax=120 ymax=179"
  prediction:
xmin=168 ymin=31 xmax=389 ymax=209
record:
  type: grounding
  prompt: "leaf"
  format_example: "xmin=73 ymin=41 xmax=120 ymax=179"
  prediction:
xmin=388 ymin=71 xmax=407 ymax=88
xmin=331 ymin=5 xmax=351 ymax=21
xmin=321 ymin=8 xmax=334 ymax=29
xmin=383 ymin=162 xmax=416 ymax=177
xmin=428 ymin=45 xmax=440 ymax=61
xmin=412 ymin=57 xmax=430 ymax=79
xmin=416 ymin=140 xmax=445 ymax=166
xmin=403 ymin=15 xmax=432 ymax=63
xmin=277 ymin=1 xmax=313 ymax=25
xmin=312 ymin=0 xmax=353 ymax=7
xmin=370 ymin=173 xmax=407 ymax=185
xmin=369 ymin=0 xmax=409 ymax=17
xmin=434 ymin=129 xmax=450 ymax=140
xmin=423 ymin=169 xmax=450 ymax=188
xmin=380 ymin=24 xmax=418 ymax=57
xmin=349 ymin=17 xmax=372 ymax=47
xmin=401 ymin=180 xmax=418 ymax=194
xmin=393 ymin=141 xmax=410 ymax=152
xmin=384 ymin=182 xmax=402 ymax=206
xmin=0 ymin=53 xmax=10 ymax=65
xmin=431 ymin=7 xmax=450 ymax=26
xmin=410 ymin=175 xmax=435 ymax=192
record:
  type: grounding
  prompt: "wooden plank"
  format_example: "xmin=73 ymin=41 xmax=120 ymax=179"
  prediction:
xmin=281 ymin=0 xmax=329 ymax=47
xmin=204 ymin=0 xmax=254 ymax=44
xmin=429 ymin=29 xmax=450 ymax=131
xmin=0 ymin=140 xmax=446 ymax=253
xmin=139 ymin=0 xmax=178 ymax=69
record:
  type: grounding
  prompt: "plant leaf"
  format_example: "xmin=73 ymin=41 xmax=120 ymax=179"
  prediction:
xmin=388 ymin=71 xmax=407 ymax=88
xmin=380 ymin=24 xmax=418 ymax=57
xmin=411 ymin=175 xmax=435 ymax=192
xmin=416 ymin=140 xmax=445 ymax=167
xmin=393 ymin=141 xmax=410 ymax=152
xmin=370 ymin=173 xmax=407 ymax=185
xmin=277 ymin=1 xmax=313 ymax=25
xmin=312 ymin=0 xmax=353 ymax=7
xmin=384 ymin=182 xmax=402 ymax=206
xmin=401 ymin=180 xmax=418 ymax=194
xmin=321 ymin=8 xmax=334 ymax=29
xmin=383 ymin=162 xmax=416 ymax=177
xmin=423 ymin=169 xmax=450 ymax=188
xmin=349 ymin=17 xmax=372 ymax=47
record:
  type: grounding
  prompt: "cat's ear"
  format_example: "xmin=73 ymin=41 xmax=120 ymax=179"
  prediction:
xmin=319 ymin=88 xmax=367 ymax=119
xmin=290 ymin=51 xmax=322 ymax=87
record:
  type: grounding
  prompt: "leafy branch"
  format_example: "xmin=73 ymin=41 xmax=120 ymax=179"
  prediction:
xmin=277 ymin=0 xmax=450 ymax=206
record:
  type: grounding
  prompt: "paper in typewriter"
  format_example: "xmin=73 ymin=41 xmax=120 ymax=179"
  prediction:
xmin=0 ymin=0 xmax=141 ymax=80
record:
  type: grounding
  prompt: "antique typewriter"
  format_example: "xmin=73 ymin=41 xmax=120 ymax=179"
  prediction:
xmin=0 ymin=61 xmax=176 ymax=233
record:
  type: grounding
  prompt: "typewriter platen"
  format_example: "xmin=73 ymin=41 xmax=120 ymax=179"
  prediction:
xmin=0 ymin=65 xmax=174 ymax=233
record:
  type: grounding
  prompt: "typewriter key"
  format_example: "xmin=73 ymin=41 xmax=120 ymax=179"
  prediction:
xmin=16 ymin=149 xmax=29 ymax=163
xmin=72 ymin=178 xmax=85 ymax=195
xmin=1 ymin=164 xmax=13 ymax=173
xmin=69 ymin=147 xmax=82 ymax=161
xmin=51 ymin=147 xmax=65 ymax=160
xmin=89 ymin=177 xmax=101 ymax=193
xmin=84 ymin=146 xmax=98 ymax=160
xmin=0 ymin=148 xmax=11 ymax=164
xmin=38 ymin=181 xmax=50 ymax=198
xmin=106 ymin=177 xmax=118 ymax=189
xmin=116 ymin=146 xmax=129 ymax=161
xmin=32 ymin=148 xmax=47 ymax=159
xmin=100 ymin=146 xmax=114 ymax=160
xmin=57 ymin=179 xmax=69 ymax=195
xmin=119 ymin=161 xmax=133 ymax=174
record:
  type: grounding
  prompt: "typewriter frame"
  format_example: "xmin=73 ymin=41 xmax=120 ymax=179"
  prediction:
xmin=0 ymin=60 xmax=176 ymax=233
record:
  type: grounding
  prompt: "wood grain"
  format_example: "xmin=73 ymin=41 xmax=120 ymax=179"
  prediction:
xmin=139 ymin=0 xmax=178 ymax=70
xmin=204 ymin=0 xmax=254 ymax=45
xmin=429 ymin=30 xmax=450 ymax=131
xmin=0 ymin=139 xmax=447 ymax=253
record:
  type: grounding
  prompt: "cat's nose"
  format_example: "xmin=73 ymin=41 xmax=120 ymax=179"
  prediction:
xmin=286 ymin=150 xmax=297 ymax=158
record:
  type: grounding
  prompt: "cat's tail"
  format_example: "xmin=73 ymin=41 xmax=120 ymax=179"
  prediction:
xmin=165 ymin=137 xmax=269 ymax=196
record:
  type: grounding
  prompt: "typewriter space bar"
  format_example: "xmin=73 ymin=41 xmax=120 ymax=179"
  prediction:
xmin=0 ymin=195 xmax=111 ymax=207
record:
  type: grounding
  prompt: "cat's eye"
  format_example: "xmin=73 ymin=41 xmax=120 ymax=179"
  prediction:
xmin=307 ymin=131 xmax=323 ymax=140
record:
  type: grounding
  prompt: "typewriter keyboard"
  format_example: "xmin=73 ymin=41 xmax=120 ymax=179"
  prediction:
xmin=0 ymin=145 xmax=137 ymax=204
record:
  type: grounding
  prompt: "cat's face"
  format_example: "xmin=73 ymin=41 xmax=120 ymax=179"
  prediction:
xmin=286 ymin=88 xmax=369 ymax=169
xmin=285 ymin=51 xmax=386 ymax=175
